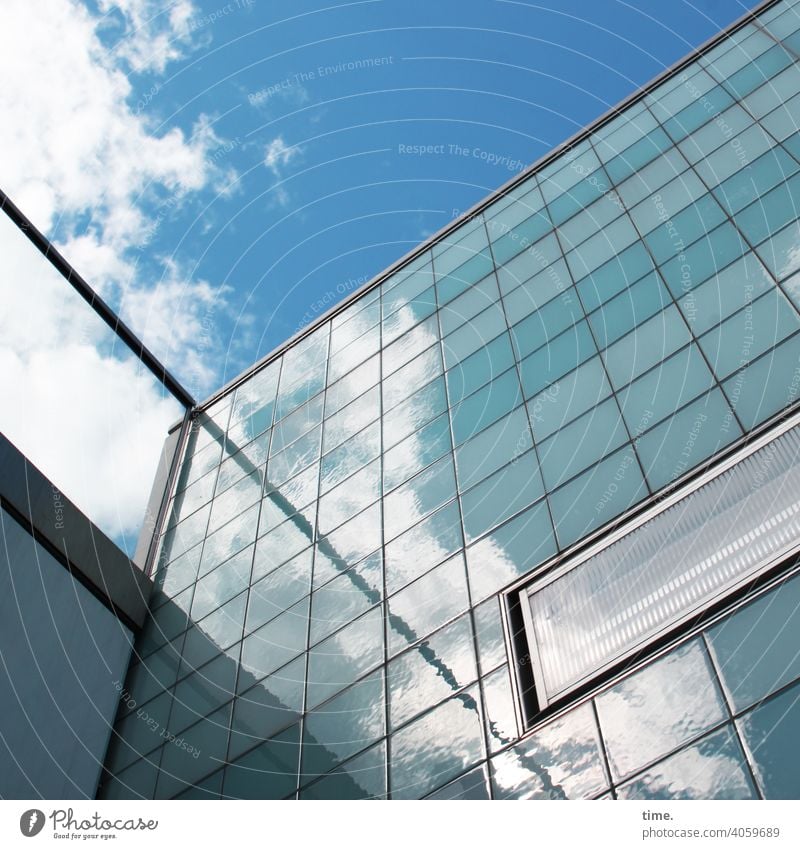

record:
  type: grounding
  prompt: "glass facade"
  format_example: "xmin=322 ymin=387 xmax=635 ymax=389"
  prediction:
xmin=102 ymin=0 xmax=800 ymax=799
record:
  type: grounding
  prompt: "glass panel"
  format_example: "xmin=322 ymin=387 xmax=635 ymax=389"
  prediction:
xmin=617 ymin=343 xmax=714 ymax=433
xmin=317 ymin=458 xmax=381 ymax=536
xmin=517 ymin=321 xmax=597 ymax=399
xmin=634 ymin=389 xmax=739 ymax=490
xmin=299 ymin=741 xmax=386 ymax=799
xmin=388 ymin=614 xmax=477 ymax=728
xmin=698 ymin=289 xmax=800 ymax=380
xmin=596 ymin=639 xmax=726 ymax=782
xmin=736 ymin=172 xmax=800 ymax=247
xmin=442 ymin=303 xmax=507 ymax=369
xmin=223 ymin=724 xmax=300 ymax=800
xmin=439 ymin=273 xmax=501 ymax=336
xmin=322 ymin=501 xmax=382 ymax=565
xmin=269 ymin=393 xmax=324 ymax=457
xmin=191 ymin=544 xmax=254 ymax=621
xmin=460 ymin=450 xmax=544 ymax=543
xmin=387 ymin=553 xmax=471 ymax=656
xmin=309 ymin=552 xmax=382 ymax=644
xmin=425 ymin=764 xmax=490 ymax=799
xmin=229 ymin=655 xmax=305 ymax=759
xmin=383 ymin=376 xmax=447 ymax=449
xmin=659 ymin=222 xmax=749 ymax=298
xmin=306 ymin=606 xmax=384 ymax=709
xmin=510 ymin=292 xmax=585 ymax=362
xmin=382 ymin=314 xmax=440 ymax=377
xmin=156 ymin=704 xmax=232 ymax=799
xmin=713 ymin=145 xmax=798 ymax=215
xmin=679 ymin=251 xmax=774 ymax=338
xmin=482 ymin=665 xmax=518 ymax=751
xmin=500 ymin=257 xmax=571 ymax=315
xmin=738 ymin=679 xmax=800 ymax=799
xmin=446 ymin=332 xmax=516 ymax=406
xmin=454 ymin=405 xmax=533 ymax=492
xmin=527 ymin=354 xmax=612 ymax=439
xmin=474 ymin=597 xmax=508 ymax=675
xmin=601 ymin=305 xmax=691 ymax=390
xmin=587 ymin=271 xmax=671 ymax=350
xmin=382 ymin=344 xmax=442 ymax=411
xmin=253 ymin=515 xmax=313 ymax=583
xmin=538 ymin=397 xmax=628 ymax=491
xmin=722 ymin=334 xmax=800 ymax=430
xmin=322 ymin=386 xmax=379 ymax=453
xmin=707 ymin=572 xmax=800 ymax=713
xmin=266 ymin=424 xmax=321 ymax=486
xmin=382 ymin=261 xmax=435 ymax=317
xmin=576 ymin=241 xmax=655 ymax=312
xmin=302 ymin=671 xmax=385 ymax=778
xmin=617 ymin=726 xmax=756 ymax=800
xmin=383 ymin=413 xmax=452 ymax=493
xmin=324 ymin=354 xmax=380 ymax=416
xmin=245 ymin=547 xmax=313 ymax=633
xmin=200 ymin=504 xmax=259 ymax=575
xmin=383 ymin=454 xmax=456 ymax=541
xmin=466 ymin=499 xmax=556 ymax=603
xmin=319 ymin=420 xmax=380 ymax=494
xmin=548 ymin=445 xmax=647 ymax=548
xmin=239 ymin=596 xmax=309 ymax=682
xmin=450 ymin=368 xmax=524 ymax=446
xmin=382 ymin=285 xmax=437 ymax=347
xmin=491 ymin=702 xmax=607 ymax=799
xmin=390 ymin=684 xmax=483 ymax=799
xmin=384 ymin=501 xmax=464 ymax=595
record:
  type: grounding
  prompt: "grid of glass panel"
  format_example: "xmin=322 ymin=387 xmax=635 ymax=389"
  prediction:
xmin=103 ymin=0 xmax=800 ymax=799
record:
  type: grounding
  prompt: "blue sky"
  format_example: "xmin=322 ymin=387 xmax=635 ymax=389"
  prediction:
xmin=0 ymin=0 xmax=760 ymax=546
xmin=91 ymin=0 xmax=761 ymax=390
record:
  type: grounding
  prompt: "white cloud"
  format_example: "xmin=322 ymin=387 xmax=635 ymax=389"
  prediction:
xmin=0 ymin=0 xmax=239 ymax=546
xmin=97 ymin=0 xmax=197 ymax=73
xmin=263 ymin=136 xmax=301 ymax=206
xmin=0 ymin=214 xmax=182 ymax=545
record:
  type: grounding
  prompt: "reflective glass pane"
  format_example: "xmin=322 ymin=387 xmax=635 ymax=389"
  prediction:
xmin=617 ymin=726 xmax=756 ymax=800
xmin=239 ymin=597 xmax=309 ymax=682
xmin=454 ymin=405 xmax=533 ymax=491
xmin=382 ymin=413 xmax=452 ymax=493
xmin=388 ymin=614 xmax=477 ymax=728
xmin=491 ymin=702 xmax=607 ymax=799
xmin=229 ymin=655 xmax=305 ymax=759
xmin=390 ymin=684 xmax=483 ymax=799
xmin=302 ymin=671 xmax=385 ymax=778
xmin=738 ymin=680 xmax=800 ymax=799
xmin=460 ymin=450 xmax=544 ymax=543
xmin=595 ymin=639 xmax=726 ymax=782
xmin=707 ymin=572 xmax=800 ymax=713
xmin=384 ymin=454 xmax=456 ymax=541
xmin=309 ymin=552 xmax=382 ymax=644
xmin=224 ymin=723 xmax=300 ymax=800
xmin=466 ymin=499 xmax=556 ymax=603
xmin=300 ymin=741 xmax=386 ymax=799
xmin=384 ymin=501 xmax=464 ymax=595
xmin=387 ymin=553 xmax=471 ymax=655
xmin=307 ymin=606 xmax=384 ymax=709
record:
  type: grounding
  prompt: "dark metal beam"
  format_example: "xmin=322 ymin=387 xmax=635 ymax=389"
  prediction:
xmin=0 ymin=187 xmax=196 ymax=409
